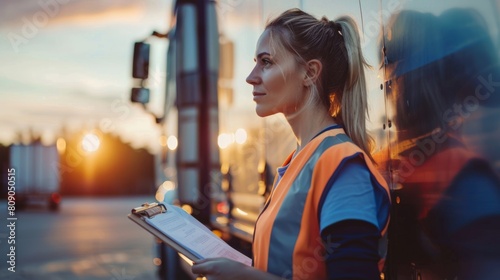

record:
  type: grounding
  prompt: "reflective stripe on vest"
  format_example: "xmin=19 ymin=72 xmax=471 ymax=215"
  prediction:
xmin=253 ymin=128 xmax=391 ymax=280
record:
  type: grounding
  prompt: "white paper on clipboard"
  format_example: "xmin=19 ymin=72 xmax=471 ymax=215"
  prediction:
xmin=139 ymin=203 xmax=251 ymax=266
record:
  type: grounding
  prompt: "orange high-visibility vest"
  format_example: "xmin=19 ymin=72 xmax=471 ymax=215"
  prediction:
xmin=253 ymin=127 xmax=391 ymax=280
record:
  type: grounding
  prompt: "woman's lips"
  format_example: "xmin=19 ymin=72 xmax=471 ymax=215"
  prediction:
xmin=253 ymin=92 xmax=266 ymax=100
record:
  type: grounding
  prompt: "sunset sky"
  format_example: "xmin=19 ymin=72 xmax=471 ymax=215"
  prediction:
xmin=0 ymin=0 xmax=172 ymax=151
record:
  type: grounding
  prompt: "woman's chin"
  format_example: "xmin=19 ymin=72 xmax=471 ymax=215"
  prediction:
xmin=255 ymin=107 xmax=276 ymax=118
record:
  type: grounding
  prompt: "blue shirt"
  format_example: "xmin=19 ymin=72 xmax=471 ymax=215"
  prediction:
xmin=277 ymin=157 xmax=389 ymax=232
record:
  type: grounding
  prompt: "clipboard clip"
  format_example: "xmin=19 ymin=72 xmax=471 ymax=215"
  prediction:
xmin=132 ymin=202 xmax=167 ymax=218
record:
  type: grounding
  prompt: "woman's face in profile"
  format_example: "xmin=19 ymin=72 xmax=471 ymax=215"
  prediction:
xmin=246 ymin=29 xmax=307 ymax=117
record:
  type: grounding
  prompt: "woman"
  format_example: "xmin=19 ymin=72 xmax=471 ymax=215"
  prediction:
xmin=192 ymin=8 xmax=391 ymax=280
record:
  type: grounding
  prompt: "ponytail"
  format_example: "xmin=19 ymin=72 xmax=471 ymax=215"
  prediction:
xmin=336 ymin=16 xmax=375 ymax=163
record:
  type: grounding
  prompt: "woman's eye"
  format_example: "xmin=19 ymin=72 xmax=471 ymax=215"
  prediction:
xmin=261 ymin=58 xmax=272 ymax=66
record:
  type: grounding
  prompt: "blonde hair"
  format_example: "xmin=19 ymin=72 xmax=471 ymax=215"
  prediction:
xmin=266 ymin=9 xmax=374 ymax=161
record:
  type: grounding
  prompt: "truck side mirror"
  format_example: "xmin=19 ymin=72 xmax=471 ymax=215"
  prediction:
xmin=132 ymin=42 xmax=150 ymax=79
xmin=131 ymin=87 xmax=150 ymax=104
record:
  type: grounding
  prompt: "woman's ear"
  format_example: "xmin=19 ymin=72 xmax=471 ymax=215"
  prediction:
xmin=303 ymin=59 xmax=322 ymax=87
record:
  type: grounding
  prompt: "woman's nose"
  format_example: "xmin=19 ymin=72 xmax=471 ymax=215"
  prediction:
xmin=246 ymin=67 xmax=260 ymax=85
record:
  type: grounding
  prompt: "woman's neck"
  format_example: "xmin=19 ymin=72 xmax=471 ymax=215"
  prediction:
xmin=286 ymin=105 xmax=336 ymax=154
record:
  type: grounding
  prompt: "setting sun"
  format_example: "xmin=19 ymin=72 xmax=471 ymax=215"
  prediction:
xmin=81 ymin=133 xmax=100 ymax=153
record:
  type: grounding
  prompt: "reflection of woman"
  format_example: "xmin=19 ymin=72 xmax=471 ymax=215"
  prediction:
xmin=192 ymin=8 xmax=391 ymax=280
xmin=383 ymin=9 xmax=500 ymax=279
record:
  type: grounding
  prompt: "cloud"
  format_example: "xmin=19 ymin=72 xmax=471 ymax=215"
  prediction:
xmin=0 ymin=0 xmax=149 ymax=29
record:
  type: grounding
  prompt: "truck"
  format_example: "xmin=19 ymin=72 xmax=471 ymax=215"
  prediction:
xmin=131 ymin=0 xmax=500 ymax=279
xmin=8 ymin=142 xmax=61 ymax=211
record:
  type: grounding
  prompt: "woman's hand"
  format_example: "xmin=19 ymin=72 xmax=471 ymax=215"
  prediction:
xmin=192 ymin=258 xmax=249 ymax=280
xmin=192 ymin=258 xmax=283 ymax=280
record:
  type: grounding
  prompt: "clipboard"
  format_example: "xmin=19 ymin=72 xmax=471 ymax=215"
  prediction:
xmin=128 ymin=202 xmax=199 ymax=261
xmin=128 ymin=202 xmax=252 ymax=266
